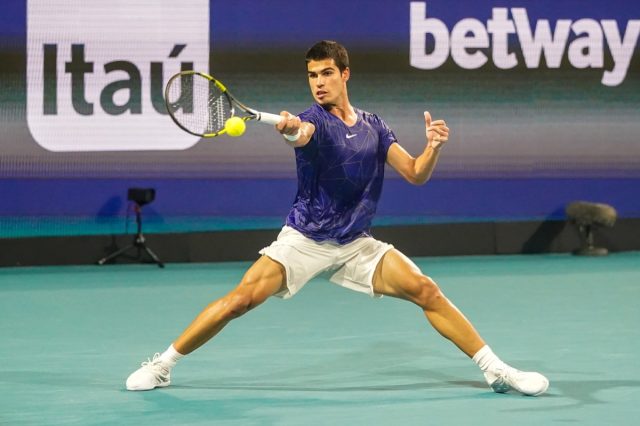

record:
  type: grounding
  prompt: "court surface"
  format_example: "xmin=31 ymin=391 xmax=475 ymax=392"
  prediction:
xmin=1 ymin=252 xmax=639 ymax=425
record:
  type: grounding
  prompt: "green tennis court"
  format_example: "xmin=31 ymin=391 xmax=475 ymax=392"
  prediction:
xmin=1 ymin=253 xmax=639 ymax=425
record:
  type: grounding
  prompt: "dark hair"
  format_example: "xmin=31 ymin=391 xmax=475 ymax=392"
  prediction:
xmin=305 ymin=40 xmax=350 ymax=72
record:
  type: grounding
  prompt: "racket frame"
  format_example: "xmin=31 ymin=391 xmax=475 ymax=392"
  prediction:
xmin=165 ymin=70 xmax=296 ymax=139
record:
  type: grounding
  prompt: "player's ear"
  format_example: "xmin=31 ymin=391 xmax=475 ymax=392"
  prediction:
xmin=342 ymin=67 xmax=350 ymax=82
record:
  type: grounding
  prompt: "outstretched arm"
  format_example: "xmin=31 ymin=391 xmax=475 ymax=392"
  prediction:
xmin=387 ymin=111 xmax=449 ymax=185
xmin=275 ymin=111 xmax=316 ymax=148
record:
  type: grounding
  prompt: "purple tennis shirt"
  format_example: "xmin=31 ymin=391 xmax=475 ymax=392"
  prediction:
xmin=285 ymin=103 xmax=397 ymax=244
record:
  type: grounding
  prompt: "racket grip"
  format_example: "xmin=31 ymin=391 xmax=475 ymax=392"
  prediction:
xmin=258 ymin=112 xmax=300 ymax=141
xmin=257 ymin=112 xmax=284 ymax=125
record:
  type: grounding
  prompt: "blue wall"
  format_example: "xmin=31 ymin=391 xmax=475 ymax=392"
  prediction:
xmin=1 ymin=0 xmax=639 ymax=237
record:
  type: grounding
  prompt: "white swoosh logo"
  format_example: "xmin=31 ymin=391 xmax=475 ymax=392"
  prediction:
xmin=346 ymin=134 xmax=357 ymax=139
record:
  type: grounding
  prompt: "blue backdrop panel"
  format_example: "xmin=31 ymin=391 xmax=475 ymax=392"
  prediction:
xmin=0 ymin=0 xmax=638 ymax=236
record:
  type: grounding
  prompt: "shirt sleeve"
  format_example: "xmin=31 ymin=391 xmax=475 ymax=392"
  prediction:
xmin=296 ymin=105 xmax=323 ymax=150
xmin=372 ymin=113 xmax=398 ymax=155
xmin=298 ymin=105 xmax=322 ymax=128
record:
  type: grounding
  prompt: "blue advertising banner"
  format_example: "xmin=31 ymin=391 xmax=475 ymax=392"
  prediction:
xmin=0 ymin=1 xmax=638 ymax=236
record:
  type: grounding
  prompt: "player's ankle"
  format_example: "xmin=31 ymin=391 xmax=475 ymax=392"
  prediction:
xmin=472 ymin=345 xmax=508 ymax=374
xmin=158 ymin=344 xmax=184 ymax=368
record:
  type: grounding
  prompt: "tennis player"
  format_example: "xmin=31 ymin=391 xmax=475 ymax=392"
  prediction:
xmin=126 ymin=40 xmax=549 ymax=396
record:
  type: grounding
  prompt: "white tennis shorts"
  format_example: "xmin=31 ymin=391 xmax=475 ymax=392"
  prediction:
xmin=259 ymin=226 xmax=394 ymax=299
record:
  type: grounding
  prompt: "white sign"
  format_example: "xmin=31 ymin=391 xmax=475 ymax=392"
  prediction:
xmin=27 ymin=0 xmax=209 ymax=151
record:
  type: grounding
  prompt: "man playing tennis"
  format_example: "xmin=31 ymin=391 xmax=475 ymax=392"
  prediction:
xmin=126 ymin=40 xmax=549 ymax=396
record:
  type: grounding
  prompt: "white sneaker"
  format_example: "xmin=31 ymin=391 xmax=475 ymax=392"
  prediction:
xmin=484 ymin=367 xmax=549 ymax=396
xmin=126 ymin=353 xmax=171 ymax=391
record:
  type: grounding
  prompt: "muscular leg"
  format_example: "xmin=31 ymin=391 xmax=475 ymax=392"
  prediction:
xmin=371 ymin=249 xmax=548 ymax=396
xmin=372 ymin=249 xmax=484 ymax=357
xmin=126 ymin=255 xmax=287 ymax=390
xmin=174 ymin=255 xmax=287 ymax=354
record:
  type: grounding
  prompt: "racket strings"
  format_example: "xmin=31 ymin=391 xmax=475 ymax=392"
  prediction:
xmin=166 ymin=74 xmax=232 ymax=135
xmin=210 ymin=93 xmax=229 ymax=133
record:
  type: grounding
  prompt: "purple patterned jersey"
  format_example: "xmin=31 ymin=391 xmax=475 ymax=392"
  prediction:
xmin=285 ymin=103 xmax=397 ymax=244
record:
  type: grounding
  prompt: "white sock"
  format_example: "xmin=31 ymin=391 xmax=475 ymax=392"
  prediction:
xmin=472 ymin=345 xmax=509 ymax=374
xmin=158 ymin=344 xmax=184 ymax=368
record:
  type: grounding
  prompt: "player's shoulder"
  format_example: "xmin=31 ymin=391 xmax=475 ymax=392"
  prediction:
xmin=299 ymin=103 xmax=329 ymax=124
xmin=357 ymin=108 xmax=388 ymax=129
xmin=300 ymin=103 xmax=325 ymax=116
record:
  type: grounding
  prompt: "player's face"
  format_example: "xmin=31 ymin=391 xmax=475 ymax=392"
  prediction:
xmin=307 ymin=59 xmax=349 ymax=106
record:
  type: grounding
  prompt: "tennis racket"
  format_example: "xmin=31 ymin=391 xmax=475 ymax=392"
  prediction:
xmin=164 ymin=70 xmax=299 ymax=140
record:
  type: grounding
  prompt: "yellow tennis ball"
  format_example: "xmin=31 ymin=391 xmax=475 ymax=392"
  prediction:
xmin=225 ymin=117 xmax=246 ymax=137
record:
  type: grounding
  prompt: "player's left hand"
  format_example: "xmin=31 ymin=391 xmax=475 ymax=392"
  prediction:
xmin=424 ymin=111 xmax=449 ymax=150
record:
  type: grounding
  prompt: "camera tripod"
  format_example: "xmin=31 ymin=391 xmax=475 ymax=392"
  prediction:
xmin=97 ymin=202 xmax=164 ymax=268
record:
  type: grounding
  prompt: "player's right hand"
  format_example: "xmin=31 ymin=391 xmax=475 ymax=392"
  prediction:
xmin=277 ymin=111 xmax=301 ymax=138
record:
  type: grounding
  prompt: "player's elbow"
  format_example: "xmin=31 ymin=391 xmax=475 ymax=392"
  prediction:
xmin=405 ymin=170 xmax=431 ymax=186
xmin=393 ymin=157 xmax=430 ymax=185
xmin=408 ymin=175 xmax=429 ymax=186
xmin=411 ymin=164 xmax=435 ymax=185
xmin=398 ymin=161 xmax=424 ymax=185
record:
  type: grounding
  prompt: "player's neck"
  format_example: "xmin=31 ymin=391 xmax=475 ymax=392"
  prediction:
xmin=327 ymin=97 xmax=357 ymax=126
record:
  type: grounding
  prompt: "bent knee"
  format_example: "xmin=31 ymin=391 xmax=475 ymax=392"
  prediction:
xmin=411 ymin=275 xmax=444 ymax=309
xmin=223 ymin=292 xmax=254 ymax=319
xmin=223 ymin=275 xmax=277 ymax=319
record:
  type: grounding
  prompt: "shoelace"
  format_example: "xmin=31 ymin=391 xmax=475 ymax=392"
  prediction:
xmin=495 ymin=365 xmax=520 ymax=379
xmin=140 ymin=353 xmax=164 ymax=370
xmin=490 ymin=367 xmax=516 ymax=392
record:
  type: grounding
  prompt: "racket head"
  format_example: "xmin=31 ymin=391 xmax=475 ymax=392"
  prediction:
xmin=164 ymin=71 xmax=237 ymax=137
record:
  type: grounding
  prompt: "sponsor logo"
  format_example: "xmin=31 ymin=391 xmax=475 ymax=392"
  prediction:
xmin=410 ymin=2 xmax=640 ymax=86
xmin=27 ymin=0 xmax=209 ymax=151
